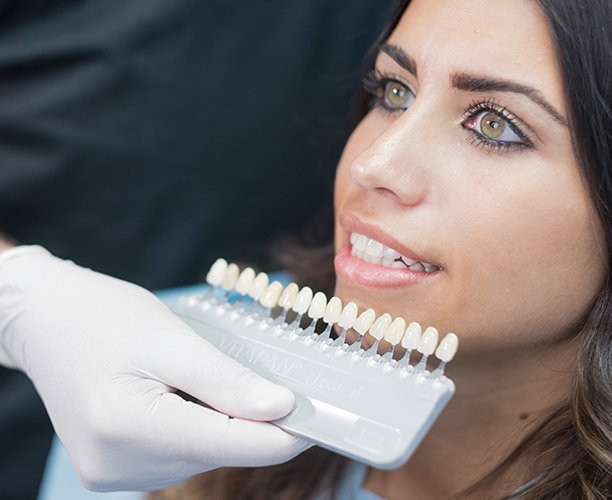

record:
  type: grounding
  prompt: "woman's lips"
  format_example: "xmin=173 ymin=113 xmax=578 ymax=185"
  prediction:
xmin=338 ymin=212 xmax=441 ymax=269
xmin=334 ymin=244 xmax=437 ymax=289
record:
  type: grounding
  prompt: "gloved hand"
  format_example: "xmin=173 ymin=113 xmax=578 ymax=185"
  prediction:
xmin=0 ymin=246 xmax=310 ymax=491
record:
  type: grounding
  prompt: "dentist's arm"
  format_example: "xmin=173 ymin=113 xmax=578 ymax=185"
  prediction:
xmin=0 ymin=234 xmax=14 ymax=251
xmin=0 ymin=246 xmax=308 ymax=491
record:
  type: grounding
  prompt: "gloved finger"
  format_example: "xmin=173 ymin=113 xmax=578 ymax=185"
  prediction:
xmin=75 ymin=387 xmax=312 ymax=492
xmin=149 ymin=391 xmax=312 ymax=469
xmin=144 ymin=330 xmax=296 ymax=421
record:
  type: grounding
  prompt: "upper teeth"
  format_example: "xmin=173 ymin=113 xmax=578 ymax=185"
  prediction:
xmin=350 ymin=232 xmax=440 ymax=273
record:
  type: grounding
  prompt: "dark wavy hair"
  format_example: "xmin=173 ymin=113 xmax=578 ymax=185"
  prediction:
xmin=153 ymin=1 xmax=612 ymax=498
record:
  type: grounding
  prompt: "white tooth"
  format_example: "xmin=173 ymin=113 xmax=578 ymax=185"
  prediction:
xmin=383 ymin=247 xmax=400 ymax=260
xmin=391 ymin=260 xmax=406 ymax=269
xmin=384 ymin=317 xmax=406 ymax=345
xmin=337 ymin=302 xmax=358 ymax=329
xmin=260 ymin=281 xmax=284 ymax=308
xmin=355 ymin=234 xmax=367 ymax=251
xmin=435 ymin=333 xmax=459 ymax=362
xmin=247 ymin=272 xmax=269 ymax=300
xmin=382 ymin=257 xmax=393 ymax=267
xmin=401 ymin=255 xmax=416 ymax=266
xmin=369 ymin=313 xmax=392 ymax=340
xmin=401 ymin=321 xmax=422 ymax=350
xmin=371 ymin=255 xmax=382 ymax=265
xmin=353 ymin=308 xmax=376 ymax=335
xmin=350 ymin=233 xmax=359 ymax=245
xmin=221 ymin=263 xmax=239 ymax=290
xmin=351 ymin=246 xmax=358 ymax=257
xmin=423 ymin=262 xmax=438 ymax=273
xmin=307 ymin=292 xmax=327 ymax=320
xmin=365 ymin=238 xmax=384 ymax=257
xmin=205 ymin=258 xmax=228 ymax=287
xmin=277 ymin=282 xmax=299 ymax=309
xmin=234 ymin=267 xmax=256 ymax=295
xmin=323 ymin=296 xmax=342 ymax=323
xmin=408 ymin=262 xmax=426 ymax=272
xmin=417 ymin=326 xmax=439 ymax=356
xmin=292 ymin=286 xmax=313 ymax=314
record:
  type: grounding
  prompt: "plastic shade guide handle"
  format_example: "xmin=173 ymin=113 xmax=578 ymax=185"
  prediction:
xmin=173 ymin=293 xmax=455 ymax=469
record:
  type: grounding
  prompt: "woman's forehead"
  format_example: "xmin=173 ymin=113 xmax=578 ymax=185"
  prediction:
xmin=385 ymin=0 xmax=566 ymax=112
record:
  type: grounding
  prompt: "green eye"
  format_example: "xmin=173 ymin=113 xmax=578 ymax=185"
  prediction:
xmin=480 ymin=112 xmax=505 ymax=139
xmin=383 ymin=81 xmax=414 ymax=110
xmin=462 ymin=106 xmax=529 ymax=152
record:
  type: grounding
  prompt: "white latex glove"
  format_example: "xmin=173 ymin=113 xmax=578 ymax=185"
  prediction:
xmin=0 ymin=246 xmax=310 ymax=491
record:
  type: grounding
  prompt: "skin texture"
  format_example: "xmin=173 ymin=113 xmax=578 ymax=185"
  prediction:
xmin=333 ymin=0 xmax=607 ymax=498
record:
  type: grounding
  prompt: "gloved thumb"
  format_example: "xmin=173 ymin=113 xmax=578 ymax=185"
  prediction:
xmin=144 ymin=329 xmax=295 ymax=421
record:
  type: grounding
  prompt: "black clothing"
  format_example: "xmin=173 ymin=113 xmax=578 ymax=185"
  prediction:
xmin=0 ymin=1 xmax=394 ymax=498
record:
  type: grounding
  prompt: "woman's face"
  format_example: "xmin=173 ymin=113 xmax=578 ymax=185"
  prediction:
xmin=334 ymin=0 xmax=607 ymax=357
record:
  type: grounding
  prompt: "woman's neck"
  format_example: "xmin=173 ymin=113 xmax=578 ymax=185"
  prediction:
xmin=363 ymin=339 xmax=577 ymax=499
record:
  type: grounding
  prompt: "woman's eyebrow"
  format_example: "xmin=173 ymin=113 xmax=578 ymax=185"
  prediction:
xmin=379 ymin=43 xmax=567 ymax=127
xmin=380 ymin=43 xmax=417 ymax=76
xmin=451 ymin=72 xmax=567 ymax=126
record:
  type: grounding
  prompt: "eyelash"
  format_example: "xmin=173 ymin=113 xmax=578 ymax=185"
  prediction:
xmin=361 ymin=70 xmax=535 ymax=154
xmin=362 ymin=69 xmax=413 ymax=113
xmin=462 ymin=98 xmax=534 ymax=153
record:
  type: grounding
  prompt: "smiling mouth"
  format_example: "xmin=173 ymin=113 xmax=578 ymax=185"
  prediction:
xmin=350 ymin=232 xmax=442 ymax=273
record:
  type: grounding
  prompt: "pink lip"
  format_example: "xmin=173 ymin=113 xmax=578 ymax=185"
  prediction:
xmin=334 ymin=212 xmax=441 ymax=289
xmin=335 ymin=245 xmax=433 ymax=288
xmin=338 ymin=212 xmax=438 ymax=266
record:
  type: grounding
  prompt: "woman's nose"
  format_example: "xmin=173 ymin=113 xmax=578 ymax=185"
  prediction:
xmin=349 ymin=119 xmax=430 ymax=207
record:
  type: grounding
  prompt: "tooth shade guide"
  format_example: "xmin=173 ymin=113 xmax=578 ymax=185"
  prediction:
xmin=275 ymin=283 xmax=299 ymax=326
xmin=368 ymin=313 xmax=391 ymax=340
xmin=198 ymin=260 xmax=458 ymax=372
xmin=337 ymin=302 xmax=358 ymax=329
xmin=277 ymin=282 xmax=299 ymax=310
xmin=385 ymin=317 xmax=406 ymax=345
xmin=307 ymin=292 xmax=327 ymax=320
xmin=292 ymin=286 xmax=313 ymax=315
xmin=430 ymin=333 xmax=459 ymax=377
xmin=353 ymin=308 xmax=376 ymax=336
xmin=234 ymin=266 xmax=255 ymax=294
xmin=402 ymin=322 xmax=422 ymax=350
xmin=323 ymin=297 xmax=342 ymax=323
xmin=260 ymin=281 xmax=284 ymax=309
xmin=319 ymin=296 xmax=342 ymax=340
xmin=205 ymin=257 xmax=228 ymax=287
xmin=248 ymin=272 xmax=269 ymax=301
xmin=176 ymin=260 xmax=459 ymax=469
xmin=417 ymin=327 xmax=439 ymax=356
xmin=435 ymin=333 xmax=459 ymax=362
xmin=175 ymin=305 xmax=457 ymax=470
xmin=220 ymin=263 xmax=239 ymax=291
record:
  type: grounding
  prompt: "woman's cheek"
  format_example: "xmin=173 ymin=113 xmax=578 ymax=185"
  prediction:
xmin=333 ymin=136 xmax=363 ymax=246
xmin=448 ymin=191 xmax=603 ymax=350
